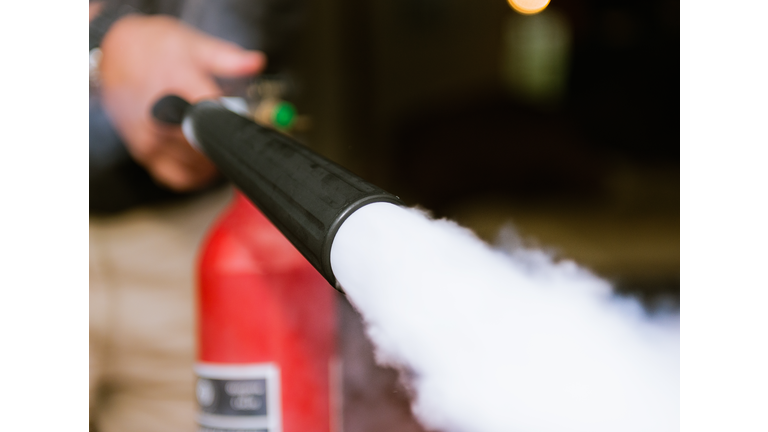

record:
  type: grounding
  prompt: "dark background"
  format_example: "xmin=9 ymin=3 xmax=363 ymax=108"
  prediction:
xmin=286 ymin=2 xmax=679 ymax=428
xmin=291 ymin=0 xmax=679 ymax=300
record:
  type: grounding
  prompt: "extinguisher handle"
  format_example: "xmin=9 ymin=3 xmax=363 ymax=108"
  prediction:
xmin=152 ymin=95 xmax=403 ymax=290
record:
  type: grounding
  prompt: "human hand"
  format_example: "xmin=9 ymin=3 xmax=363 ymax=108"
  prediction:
xmin=99 ymin=14 xmax=266 ymax=191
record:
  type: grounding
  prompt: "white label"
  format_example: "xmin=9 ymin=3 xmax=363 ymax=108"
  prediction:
xmin=195 ymin=363 xmax=282 ymax=432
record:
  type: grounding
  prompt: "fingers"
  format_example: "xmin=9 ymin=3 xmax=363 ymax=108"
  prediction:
xmin=169 ymin=76 xmax=222 ymax=104
xmin=145 ymin=129 xmax=219 ymax=191
xmin=150 ymin=153 xmax=218 ymax=191
xmin=194 ymin=36 xmax=267 ymax=78
xmin=145 ymin=109 xmax=220 ymax=191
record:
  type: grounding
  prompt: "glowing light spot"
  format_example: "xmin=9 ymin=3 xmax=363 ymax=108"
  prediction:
xmin=507 ymin=0 xmax=550 ymax=15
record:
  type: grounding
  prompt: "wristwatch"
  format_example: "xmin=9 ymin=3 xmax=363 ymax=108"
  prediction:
xmin=89 ymin=4 xmax=141 ymax=87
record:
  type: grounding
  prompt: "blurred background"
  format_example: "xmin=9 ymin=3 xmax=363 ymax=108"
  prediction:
xmin=289 ymin=0 xmax=679 ymax=305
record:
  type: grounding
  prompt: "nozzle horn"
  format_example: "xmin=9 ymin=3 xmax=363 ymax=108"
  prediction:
xmin=151 ymin=94 xmax=191 ymax=125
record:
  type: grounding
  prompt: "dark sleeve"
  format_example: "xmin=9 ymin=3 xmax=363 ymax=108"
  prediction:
xmin=100 ymin=0 xmax=184 ymax=16
xmin=101 ymin=0 xmax=307 ymax=64
xmin=179 ymin=0 xmax=307 ymax=72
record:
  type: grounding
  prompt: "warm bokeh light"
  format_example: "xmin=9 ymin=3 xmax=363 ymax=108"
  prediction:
xmin=507 ymin=0 xmax=551 ymax=15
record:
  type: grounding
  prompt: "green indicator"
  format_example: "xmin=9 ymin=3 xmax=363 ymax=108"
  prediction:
xmin=273 ymin=102 xmax=297 ymax=129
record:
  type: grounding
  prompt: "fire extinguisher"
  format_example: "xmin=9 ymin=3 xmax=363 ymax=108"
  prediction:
xmin=151 ymin=92 xmax=402 ymax=432
xmin=195 ymin=190 xmax=336 ymax=432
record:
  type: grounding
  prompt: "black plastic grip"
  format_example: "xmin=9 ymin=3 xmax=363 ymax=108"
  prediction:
xmin=186 ymin=101 xmax=403 ymax=289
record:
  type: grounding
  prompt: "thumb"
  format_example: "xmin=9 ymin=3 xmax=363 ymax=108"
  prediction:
xmin=195 ymin=37 xmax=267 ymax=78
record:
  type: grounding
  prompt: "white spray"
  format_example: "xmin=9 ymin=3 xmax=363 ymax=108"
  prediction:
xmin=331 ymin=203 xmax=679 ymax=432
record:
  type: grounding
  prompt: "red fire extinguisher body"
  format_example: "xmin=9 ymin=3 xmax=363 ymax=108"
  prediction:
xmin=197 ymin=192 xmax=335 ymax=432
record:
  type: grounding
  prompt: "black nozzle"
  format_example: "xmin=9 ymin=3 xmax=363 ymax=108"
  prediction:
xmin=151 ymin=96 xmax=402 ymax=290
xmin=152 ymin=95 xmax=191 ymax=125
